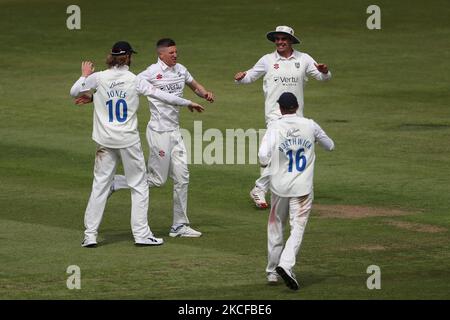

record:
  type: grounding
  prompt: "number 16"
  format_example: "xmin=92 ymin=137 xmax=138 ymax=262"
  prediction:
xmin=287 ymin=148 xmax=306 ymax=172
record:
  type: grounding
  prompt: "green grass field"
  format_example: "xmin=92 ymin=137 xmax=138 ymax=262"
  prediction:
xmin=0 ymin=0 xmax=449 ymax=300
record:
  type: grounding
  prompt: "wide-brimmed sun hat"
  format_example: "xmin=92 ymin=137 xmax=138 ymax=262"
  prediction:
xmin=266 ymin=26 xmax=300 ymax=44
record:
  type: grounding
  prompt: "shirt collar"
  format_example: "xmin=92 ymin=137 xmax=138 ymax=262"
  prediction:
xmin=112 ymin=65 xmax=129 ymax=71
xmin=158 ymin=58 xmax=172 ymax=71
xmin=282 ymin=113 xmax=298 ymax=118
xmin=275 ymin=49 xmax=299 ymax=61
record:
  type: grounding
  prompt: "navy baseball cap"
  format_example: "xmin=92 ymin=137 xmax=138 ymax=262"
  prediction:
xmin=277 ymin=92 xmax=299 ymax=109
xmin=111 ymin=41 xmax=137 ymax=55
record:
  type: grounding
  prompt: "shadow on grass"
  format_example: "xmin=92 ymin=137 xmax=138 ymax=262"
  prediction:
xmin=98 ymin=229 xmax=133 ymax=246
xmin=298 ymin=272 xmax=327 ymax=289
xmin=164 ymin=272 xmax=329 ymax=299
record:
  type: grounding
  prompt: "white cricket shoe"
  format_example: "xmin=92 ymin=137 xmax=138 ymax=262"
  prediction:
xmin=169 ymin=225 xmax=202 ymax=238
xmin=267 ymin=272 xmax=279 ymax=285
xmin=276 ymin=266 xmax=299 ymax=291
xmin=81 ymin=238 xmax=97 ymax=248
xmin=135 ymin=236 xmax=164 ymax=246
xmin=250 ymin=186 xmax=268 ymax=209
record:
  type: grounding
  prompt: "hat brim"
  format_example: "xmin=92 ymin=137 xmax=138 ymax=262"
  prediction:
xmin=111 ymin=49 xmax=137 ymax=56
xmin=266 ymin=31 xmax=300 ymax=44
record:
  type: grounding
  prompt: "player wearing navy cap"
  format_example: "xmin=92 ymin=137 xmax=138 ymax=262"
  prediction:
xmin=258 ymin=92 xmax=334 ymax=289
xmin=235 ymin=26 xmax=332 ymax=209
xmin=110 ymin=38 xmax=214 ymax=238
xmin=70 ymin=41 xmax=204 ymax=247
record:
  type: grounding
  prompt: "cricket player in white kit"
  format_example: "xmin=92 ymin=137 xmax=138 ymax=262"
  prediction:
xmin=111 ymin=38 xmax=214 ymax=237
xmin=70 ymin=41 xmax=203 ymax=247
xmin=235 ymin=26 xmax=332 ymax=209
xmin=259 ymin=92 xmax=334 ymax=290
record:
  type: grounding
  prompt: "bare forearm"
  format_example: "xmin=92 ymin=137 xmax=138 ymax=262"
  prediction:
xmin=194 ymin=86 xmax=207 ymax=98
xmin=188 ymin=80 xmax=214 ymax=102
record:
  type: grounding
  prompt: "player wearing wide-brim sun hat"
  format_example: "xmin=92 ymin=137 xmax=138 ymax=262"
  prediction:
xmin=234 ymin=24 xmax=331 ymax=212
xmin=266 ymin=25 xmax=301 ymax=44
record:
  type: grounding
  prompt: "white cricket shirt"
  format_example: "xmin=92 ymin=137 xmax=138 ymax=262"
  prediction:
xmin=137 ymin=58 xmax=194 ymax=132
xmin=237 ymin=50 xmax=331 ymax=124
xmin=258 ymin=114 xmax=334 ymax=197
xmin=70 ymin=65 xmax=193 ymax=148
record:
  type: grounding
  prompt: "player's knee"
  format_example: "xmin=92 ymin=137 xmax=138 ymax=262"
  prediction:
xmin=290 ymin=222 xmax=306 ymax=236
xmin=148 ymin=175 xmax=167 ymax=187
xmin=174 ymin=175 xmax=189 ymax=187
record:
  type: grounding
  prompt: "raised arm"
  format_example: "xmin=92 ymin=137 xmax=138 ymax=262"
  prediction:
xmin=70 ymin=61 xmax=98 ymax=97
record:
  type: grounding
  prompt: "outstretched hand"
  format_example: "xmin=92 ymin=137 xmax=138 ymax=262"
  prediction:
xmin=203 ymin=91 xmax=215 ymax=103
xmin=188 ymin=102 xmax=204 ymax=113
xmin=234 ymin=71 xmax=247 ymax=81
xmin=81 ymin=61 xmax=95 ymax=77
xmin=314 ymin=63 xmax=329 ymax=74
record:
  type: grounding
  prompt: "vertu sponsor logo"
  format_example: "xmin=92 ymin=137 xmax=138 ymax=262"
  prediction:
xmin=274 ymin=76 xmax=299 ymax=85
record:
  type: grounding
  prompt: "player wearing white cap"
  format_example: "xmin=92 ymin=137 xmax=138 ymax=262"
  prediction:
xmin=258 ymin=92 xmax=334 ymax=290
xmin=235 ymin=25 xmax=332 ymax=209
xmin=110 ymin=38 xmax=214 ymax=238
xmin=70 ymin=41 xmax=204 ymax=247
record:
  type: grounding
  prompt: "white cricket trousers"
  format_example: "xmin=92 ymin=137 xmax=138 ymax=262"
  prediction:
xmin=255 ymin=123 xmax=272 ymax=193
xmin=83 ymin=142 xmax=152 ymax=242
xmin=112 ymin=129 xmax=190 ymax=227
xmin=147 ymin=128 xmax=190 ymax=227
xmin=255 ymin=167 xmax=270 ymax=192
xmin=266 ymin=192 xmax=313 ymax=274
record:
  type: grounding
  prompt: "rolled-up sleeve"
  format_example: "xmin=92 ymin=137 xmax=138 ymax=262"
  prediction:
xmin=185 ymin=68 xmax=194 ymax=84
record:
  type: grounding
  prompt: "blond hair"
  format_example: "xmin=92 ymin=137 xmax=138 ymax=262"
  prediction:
xmin=105 ymin=54 xmax=131 ymax=68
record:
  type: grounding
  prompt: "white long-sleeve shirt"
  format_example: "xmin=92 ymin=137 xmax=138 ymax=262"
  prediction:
xmin=70 ymin=65 xmax=192 ymax=148
xmin=137 ymin=58 xmax=194 ymax=132
xmin=237 ymin=50 xmax=331 ymax=125
xmin=258 ymin=114 xmax=334 ymax=197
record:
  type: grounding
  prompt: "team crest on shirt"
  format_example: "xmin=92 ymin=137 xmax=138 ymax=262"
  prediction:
xmin=158 ymin=150 xmax=165 ymax=157
xmin=273 ymin=63 xmax=279 ymax=69
xmin=295 ymin=62 xmax=300 ymax=69
xmin=156 ymin=74 xmax=163 ymax=80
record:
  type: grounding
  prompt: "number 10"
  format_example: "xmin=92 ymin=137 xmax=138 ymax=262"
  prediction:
xmin=106 ymin=99 xmax=127 ymax=122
